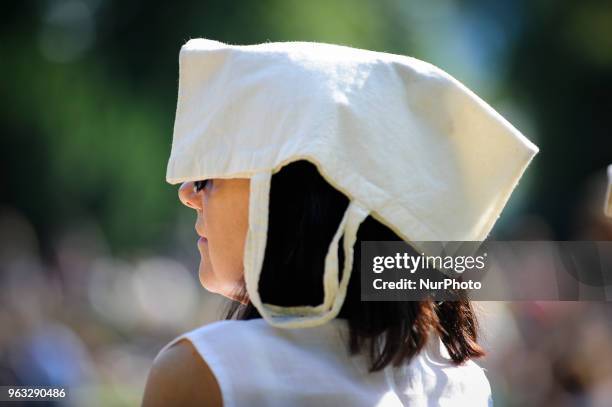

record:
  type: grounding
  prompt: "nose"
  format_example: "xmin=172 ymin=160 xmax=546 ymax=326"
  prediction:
xmin=178 ymin=182 xmax=202 ymax=210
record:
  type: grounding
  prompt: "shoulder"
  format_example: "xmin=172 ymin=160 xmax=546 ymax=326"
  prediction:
xmin=440 ymin=358 xmax=492 ymax=403
xmin=409 ymin=336 xmax=492 ymax=403
xmin=142 ymin=319 xmax=266 ymax=407
xmin=142 ymin=338 xmax=222 ymax=407
xmin=459 ymin=359 xmax=492 ymax=390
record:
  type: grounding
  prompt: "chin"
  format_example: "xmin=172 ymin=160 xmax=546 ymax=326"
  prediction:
xmin=198 ymin=273 xmax=211 ymax=291
xmin=198 ymin=262 xmax=217 ymax=292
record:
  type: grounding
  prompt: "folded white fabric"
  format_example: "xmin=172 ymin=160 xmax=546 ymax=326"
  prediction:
xmin=166 ymin=38 xmax=540 ymax=328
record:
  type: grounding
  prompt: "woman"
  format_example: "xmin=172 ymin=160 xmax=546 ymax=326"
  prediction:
xmin=142 ymin=38 xmax=539 ymax=406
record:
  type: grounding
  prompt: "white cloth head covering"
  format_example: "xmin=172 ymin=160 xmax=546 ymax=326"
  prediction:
xmin=166 ymin=38 xmax=540 ymax=328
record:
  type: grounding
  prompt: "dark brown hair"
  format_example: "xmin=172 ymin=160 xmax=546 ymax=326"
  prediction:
xmin=224 ymin=160 xmax=485 ymax=372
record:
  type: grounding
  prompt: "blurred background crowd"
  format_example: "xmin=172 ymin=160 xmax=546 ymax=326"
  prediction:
xmin=1 ymin=0 xmax=611 ymax=406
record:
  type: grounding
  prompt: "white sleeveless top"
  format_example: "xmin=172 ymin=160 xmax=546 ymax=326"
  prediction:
xmin=161 ymin=318 xmax=492 ymax=407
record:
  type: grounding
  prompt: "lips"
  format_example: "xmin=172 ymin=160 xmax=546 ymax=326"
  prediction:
xmin=195 ymin=223 xmax=207 ymax=244
xmin=195 ymin=225 xmax=207 ymax=239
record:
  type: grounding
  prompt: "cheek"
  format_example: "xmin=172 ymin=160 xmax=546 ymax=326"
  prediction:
xmin=205 ymin=198 xmax=248 ymax=283
xmin=198 ymin=238 xmax=240 ymax=296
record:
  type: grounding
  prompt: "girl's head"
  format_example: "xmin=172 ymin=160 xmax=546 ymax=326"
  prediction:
xmin=179 ymin=159 xmax=484 ymax=371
